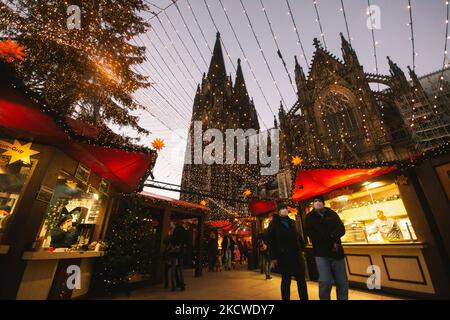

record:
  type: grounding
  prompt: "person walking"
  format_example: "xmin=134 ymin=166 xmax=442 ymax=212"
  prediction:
xmin=167 ymin=221 xmax=188 ymax=291
xmin=234 ymin=243 xmax=241 ymax=266
xmin=304 ymin=195 xmax=349 ymax=300
xmin=258 ymin=234 xmax=272 ymax=280
xmin=267 ymin=202 xmax=309 ymax=300
xmin=207 ymin=231 xmax=218 ymax=272
xmin=222 ymin=234 xmax=235 ymax=271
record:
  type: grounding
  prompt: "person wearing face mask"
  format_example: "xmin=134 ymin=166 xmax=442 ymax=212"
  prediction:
xmin=305 ymin=195 xmax=348 ymax=300
xmin=267 ymin=202 xmax=309 ymax=300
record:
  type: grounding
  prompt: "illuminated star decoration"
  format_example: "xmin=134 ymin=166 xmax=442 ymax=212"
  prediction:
xmin=243 ymin=189 xmax=252 ymax=197
xmin=151 ymin=138 xmax=165 ymax=152
xmin=0 ymin=140 xmax=39 ymax=164
xmin=199 ymin=200 xmax=207 ymax=206
xmin=291 ymin=156 xmax=304 ymax=166
xmin=0 ymin=38 xmax=26 ymax=63
xmin=395 ymin=175 xmax=408 ymax=186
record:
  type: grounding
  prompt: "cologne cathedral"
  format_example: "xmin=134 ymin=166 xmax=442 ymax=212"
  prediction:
xmin=279 ymin=34 xmax=450 ymax=170
xmin=180 ymin=33 xmax=261 ymax=218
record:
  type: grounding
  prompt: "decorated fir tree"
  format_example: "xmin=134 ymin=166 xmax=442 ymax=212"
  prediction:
xmin=93 ymin=195 xmax=160 ymax=295
xmin=0 ymin=0 xmax=150 ymax=135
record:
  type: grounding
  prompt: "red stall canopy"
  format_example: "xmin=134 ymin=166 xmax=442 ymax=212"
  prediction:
xmin=0 ymin=84 xmax=157 ymax=193
xmin=292 ymin=167 xmax=397 ymax=202
xmin=205 ymin=220 xmax=232 ymax=229
xmin=249 ymin=199 xmax=276 ymax=217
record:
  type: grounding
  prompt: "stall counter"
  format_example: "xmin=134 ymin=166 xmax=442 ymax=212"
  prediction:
xmin=16 ymin=250 xmax=104 ymax=300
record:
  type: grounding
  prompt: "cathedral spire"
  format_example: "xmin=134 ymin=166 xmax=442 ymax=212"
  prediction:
xmin=388 ymin=56 xmax=408 ymax=84
xmin=340 ymin=32 xmax=360 ymax=67
xmin=234 ymin=58 xmax=249 ymax=101
xmin=207 ymin=32 xmax=227 ymax=85
xmin=407 ymin=66 xmax=423 ymax=90
xmin=294 ymin=56 xmax=310 ymax=104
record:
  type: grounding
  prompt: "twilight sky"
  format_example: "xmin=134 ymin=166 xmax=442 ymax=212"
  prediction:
xmin=129 ymin=0 xmax=447 ymax=198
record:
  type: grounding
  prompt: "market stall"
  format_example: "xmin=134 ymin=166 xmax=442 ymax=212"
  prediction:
xmin=290 ymin=154 xmax=450 ymax=299
xmin=0 ymin=71 xmax=157 ymax=299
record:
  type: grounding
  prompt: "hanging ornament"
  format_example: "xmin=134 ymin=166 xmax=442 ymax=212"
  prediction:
xmin=0 ymin=140 xmax=39 ymax=164
xmin=199 ymin=200 xmax=207 ymax=206
xmin=0 ymin=38 xmax=26 ymax=63
xmin=151 ymin=138 xmax=165 ymax=151
xmin=291 ymin=155 xmax=304 ymax=166
xmin=243 ymin=189 xmax=252 ymax=197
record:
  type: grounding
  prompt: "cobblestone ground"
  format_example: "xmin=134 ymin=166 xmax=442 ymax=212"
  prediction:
xmin=111 ymin=265 xmax=402 ymax=300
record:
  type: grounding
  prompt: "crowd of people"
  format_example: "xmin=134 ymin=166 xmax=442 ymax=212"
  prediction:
xmin=162 ymin=195 xmax=349 ymax=300
xmin=207 ymin=232 xmax=251 ymax=272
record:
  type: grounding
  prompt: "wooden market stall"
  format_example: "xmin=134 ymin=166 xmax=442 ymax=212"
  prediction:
xmin=0 ymin=64 xmax=157 ymax=299
xmin=249 ymin=150 xmax=450 ymax=299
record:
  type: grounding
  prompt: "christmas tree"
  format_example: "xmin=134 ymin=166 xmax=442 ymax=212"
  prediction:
xmin=0 ymin=0 xmax=150 ymax=135
xmin=93 ymin=194 xmax=160 ymax=295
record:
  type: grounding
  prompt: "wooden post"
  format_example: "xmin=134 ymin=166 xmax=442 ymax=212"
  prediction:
xmin=156 ymin=207 xmax=171 ymax=283
xmin=195 ymin=214 xmax=204 ymax=277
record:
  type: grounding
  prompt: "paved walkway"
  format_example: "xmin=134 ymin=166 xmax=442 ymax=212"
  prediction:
xmin=112 ymin=266 xmax=401 ymax=300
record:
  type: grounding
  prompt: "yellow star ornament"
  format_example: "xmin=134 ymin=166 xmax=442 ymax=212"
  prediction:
xmin=243 ymin=189 xmax=252 ymax=197
xmin=0 ymin=140 xmax=40 ymax=164
xmin=291 ymin=156 xmax=303 ymax=166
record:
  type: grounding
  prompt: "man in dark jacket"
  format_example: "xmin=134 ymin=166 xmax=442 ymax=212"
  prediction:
xmin=304 ymin=195 xmax=349 ymax=300
xmin=168 ymin=222 xmax=188 ymax=291
xmin=267 ymin=202 xmax=309 ymax=300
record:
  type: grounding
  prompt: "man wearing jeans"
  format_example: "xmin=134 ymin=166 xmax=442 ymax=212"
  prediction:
xmin=305 ymin=195 xmax=349 ymax=300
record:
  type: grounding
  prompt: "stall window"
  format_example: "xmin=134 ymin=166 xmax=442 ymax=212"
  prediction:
xmin=36 ymin=171 xmax=108 ymax=251
xmin=308 ymin=177 xmax=418 ymax=244
xmin=0 ymin=156 xmax=35 ymax=242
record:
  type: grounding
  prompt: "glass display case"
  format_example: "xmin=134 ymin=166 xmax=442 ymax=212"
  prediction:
xmin=328 ymin=180 xmax=417 ymax=243
xmin=304 ymin=177 xmax=418 ymax=244
xmin=36 ymin=171 xmax=108 ymax=251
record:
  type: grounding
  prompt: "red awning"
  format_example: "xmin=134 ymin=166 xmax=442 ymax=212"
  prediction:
xmin=249 ymin=199 xmax=276 ymax=217
xmin=140 ymin=191 xmax=210 ymax=213
xmin=292 ymin=167 xmax=397 ymax=202
xmin=205 ymin=220 xmax=232 ymax=229
xmin=0 ymin=84 xmax=156 ymax=193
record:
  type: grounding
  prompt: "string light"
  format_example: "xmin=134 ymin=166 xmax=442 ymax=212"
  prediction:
xmin=239 ymin=0 xmax=288 ymax=107
xmin=201 ymin=0 xmax=236 ymax=72
xmin=259 ymin=0 xmax=297 ymax=94
xmin=216 ymin=0 xmax=275 ymax=122
xmin=156 ymin=13 xmax=203 ymax=78
xmin=173 ymin=0 xmax=210 ymax=68
xmin=147 ymin=22 xmax=196 ymax=91
xmin=185 ymin=0 xmax=213 ymax=56
xmin=285 ymin=0 xmax=309 ymax=68
xmin=340 ymin=0 xmax=352 ymax=44
xmin=312 ymin=0 xmax=327 ymax=49
xmin=407 ymin=0 xmax=417 ymax=71
xmin=134 ymin=38 xmax=194 ymax=111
